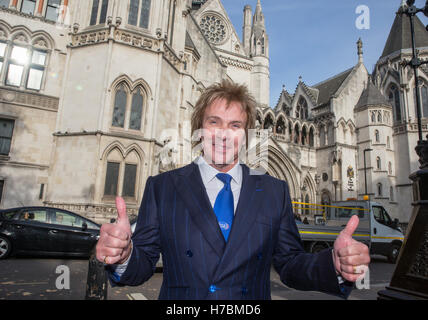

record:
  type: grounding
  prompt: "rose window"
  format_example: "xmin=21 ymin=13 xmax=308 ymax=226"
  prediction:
xmin=199 ymin=14 xmax=228 ymax=45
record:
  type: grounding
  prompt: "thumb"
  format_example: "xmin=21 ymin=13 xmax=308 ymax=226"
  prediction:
xmin=115 ymin=196 xmax=130 ymax=226
xmin=341 ymin=215 xmax=359 ymax=238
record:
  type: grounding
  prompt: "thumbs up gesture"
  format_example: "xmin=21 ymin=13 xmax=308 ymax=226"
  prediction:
xmin=96 ymin=197 xmax=133 ymax=265
xmin=333 ymin=215 xmax=371 ymax=282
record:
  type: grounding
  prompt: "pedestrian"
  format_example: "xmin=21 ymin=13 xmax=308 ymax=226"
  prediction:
xmin=96 ymin=80 xmax=370 ymax=299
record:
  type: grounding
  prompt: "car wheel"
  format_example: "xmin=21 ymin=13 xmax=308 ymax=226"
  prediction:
xmin=387 ymin=244 xmax=400 ymax=264
xmin=0 ymin=236 xmax=11 ymax=259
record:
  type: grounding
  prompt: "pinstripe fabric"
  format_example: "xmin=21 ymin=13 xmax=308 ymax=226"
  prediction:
xmin=116 ymin=162 xmax=353 ymax=300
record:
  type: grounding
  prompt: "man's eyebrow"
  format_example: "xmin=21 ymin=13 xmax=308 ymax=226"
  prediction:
xmin=205 ymin=116 xmax=221 ymax=120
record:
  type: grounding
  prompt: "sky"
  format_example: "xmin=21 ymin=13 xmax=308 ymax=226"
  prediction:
xmin=221 ymin=0 xmax=428 ymax=107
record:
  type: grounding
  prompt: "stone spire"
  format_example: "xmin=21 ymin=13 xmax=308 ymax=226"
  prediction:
xmin=253 ymin=0 xmax=265 ymax=28
xmin=357 ymin=38 xmax=363 ymax=63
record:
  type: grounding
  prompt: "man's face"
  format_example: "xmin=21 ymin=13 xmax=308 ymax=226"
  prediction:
xmin=201 ymin=98 xmax=247 ymax=167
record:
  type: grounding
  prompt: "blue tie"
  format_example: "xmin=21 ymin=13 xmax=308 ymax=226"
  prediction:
xmin=213 ymin=173 xmax=234 ymax=242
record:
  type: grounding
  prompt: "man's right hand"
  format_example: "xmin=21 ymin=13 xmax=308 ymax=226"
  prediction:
xmin=96 ymin=197 xmax=132 ymax=265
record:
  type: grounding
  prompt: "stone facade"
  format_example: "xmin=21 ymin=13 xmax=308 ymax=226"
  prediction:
xmin=0 ymin=0 xmax=425 ymax=226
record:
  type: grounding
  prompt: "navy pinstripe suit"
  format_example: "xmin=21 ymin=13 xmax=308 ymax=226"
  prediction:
xmin=112 ymin=161 xmax=353 ymax=299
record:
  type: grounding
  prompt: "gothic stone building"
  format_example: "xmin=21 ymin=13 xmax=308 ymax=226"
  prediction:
xmin=0 ymin=0 xmax=425 ymax=225
xmin=0 ymin=0 xmax=270 ymax=223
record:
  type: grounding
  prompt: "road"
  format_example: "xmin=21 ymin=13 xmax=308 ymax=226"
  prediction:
xmin=0 ymin=255 xmax=394 ymax=300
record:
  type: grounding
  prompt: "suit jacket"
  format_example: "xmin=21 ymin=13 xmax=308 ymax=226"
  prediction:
xmin=112 ymin=162 xmax=353 ymax=300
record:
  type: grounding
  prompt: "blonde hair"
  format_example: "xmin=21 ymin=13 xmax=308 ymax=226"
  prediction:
xmin=191 ymin=79 xmax=257 ymax=149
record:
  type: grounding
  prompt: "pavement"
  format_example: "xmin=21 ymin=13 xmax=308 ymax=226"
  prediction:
xmin=0 ymin=255 xmax=395 ymax=300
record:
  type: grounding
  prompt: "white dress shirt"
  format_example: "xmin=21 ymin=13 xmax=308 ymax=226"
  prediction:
xmin=195 ymin=155 xmax=243 ymax=214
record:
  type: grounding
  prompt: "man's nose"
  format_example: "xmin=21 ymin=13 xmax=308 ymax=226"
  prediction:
xmin=214 ymin=128 xmax=232 ymax=141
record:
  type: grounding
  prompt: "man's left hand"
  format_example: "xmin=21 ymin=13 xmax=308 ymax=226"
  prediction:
xmin=333 ymin=215 xmax=371 ymax=282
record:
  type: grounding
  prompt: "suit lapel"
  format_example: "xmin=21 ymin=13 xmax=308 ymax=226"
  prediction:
xmin=172 ymin=162 xmax=226 ymax=258
xmin=221 ymin=164 xmax=265 ymax=259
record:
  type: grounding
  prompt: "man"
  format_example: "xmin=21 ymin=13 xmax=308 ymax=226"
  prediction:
xmin=96 ymin=80 xmax=370 ymax=299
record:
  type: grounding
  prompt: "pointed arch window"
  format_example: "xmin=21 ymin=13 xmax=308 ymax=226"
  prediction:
xmin=377 ymin=183 xmax=383 ymax=197
xmin=103 ymin=148 xmax=141 ymax=200
xmin=302 ymin=126 xmax=307 ymax=146
xmin=375 ymin=129 xmax=380 ymax=143
xmin=276 ymin=117 xmax=286 ymax=135
xmin=296 ymin=97 xmax=308 ymax=120
xmin=309 ymin=127 xmax=315 ymax=147
xmin=294 ymin=125 xmax=300 ymax=144
xmin=128 ymin=0 xmax=151 ymax=29
xmin=90 ymin=0 xmax=109 ymax=26
xmin=413 ymin=81 xmax=428 ymax=118
xmin=376 ymin=156 xmax=381 ymax=170
xmin=112 ymin=84 xmax=128 ymax=128
xmin=129 ymin=87 xmax=144 ymax=130
xmin=388 ymin=84 xmax=401 ymax=122
xmin=112 ymin=83 xmax=146 ymax=132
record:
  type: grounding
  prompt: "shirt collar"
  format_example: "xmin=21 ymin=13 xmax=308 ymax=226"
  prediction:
xmin=195 ymin=155 xmax=242 ymax=186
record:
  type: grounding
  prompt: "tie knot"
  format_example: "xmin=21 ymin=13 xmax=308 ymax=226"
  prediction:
xmin=216 ymin=173 xmax=232 ymax=186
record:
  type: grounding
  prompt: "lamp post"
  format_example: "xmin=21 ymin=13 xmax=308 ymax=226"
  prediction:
xmin=402 ymin=0 xmax=428 ymax=143
xmin=378 ymin=0 xmax=428 ymax=300
xmin=363 ymin=148 xmax=373 ymax=198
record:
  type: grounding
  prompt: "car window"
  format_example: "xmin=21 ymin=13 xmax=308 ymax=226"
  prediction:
xmin=373 ymin=206 xmax=385 ymax=224
xmin=337 ymin=206 xmax=365 ymax=218
xmin=19 ymin=210 xmax=48 ymax=223
xmin=52 ymin=210 xmax=99 ymax=230
xmin=1 ymin=210 xmax=18 ymax=219
xmin=52 ymin=211 xmax=77 ymax=227
xmin=84 ymin=219 xmax=100 ymax=230
xmin=381 ymin=207 xmax=392 ymax=225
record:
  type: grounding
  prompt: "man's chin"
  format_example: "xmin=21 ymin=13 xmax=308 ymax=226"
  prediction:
xmin=205 ymin=154 xmax=237 ymax=167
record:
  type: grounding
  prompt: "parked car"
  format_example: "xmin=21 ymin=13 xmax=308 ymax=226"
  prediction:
xmin=0 ymin=206 xmax=100 ymax=259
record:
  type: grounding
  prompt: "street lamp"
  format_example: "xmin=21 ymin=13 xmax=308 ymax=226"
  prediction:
xmin=363 ymin=148 xmax=373 ymax=199
xmin=400 ymin=0 xmax=428 ymax=143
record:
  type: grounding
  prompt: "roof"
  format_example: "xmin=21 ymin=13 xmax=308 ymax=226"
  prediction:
xmin=381 ymin=12 xmax=428 ymax=59
xmin=355 ymin=80 xmax=392 ymax=109
xmin=312 ymin=67 xmax=354 ymax=106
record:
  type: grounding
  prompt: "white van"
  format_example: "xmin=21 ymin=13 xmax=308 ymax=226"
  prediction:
xmin=297 ymin=200 xmax=405 ymax=263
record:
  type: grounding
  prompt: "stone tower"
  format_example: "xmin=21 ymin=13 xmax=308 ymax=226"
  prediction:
xmin=250 ymin=0 xmax=270 ymax=107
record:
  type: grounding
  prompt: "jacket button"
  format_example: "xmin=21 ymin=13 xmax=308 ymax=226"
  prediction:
xmin=209 ymin=285 xmax=217 ymax=293
xmin=186 ymin=250 xmax=193 ymax=257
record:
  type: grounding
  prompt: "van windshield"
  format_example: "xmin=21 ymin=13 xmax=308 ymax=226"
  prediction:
xmin=373 ymin=206 xmax=392 ymax=225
